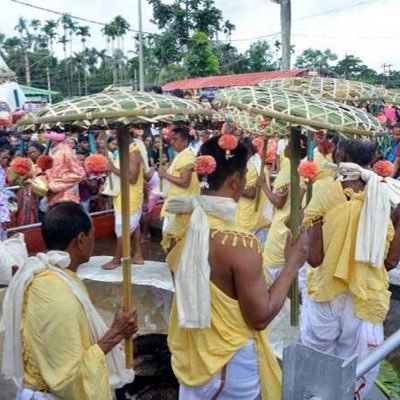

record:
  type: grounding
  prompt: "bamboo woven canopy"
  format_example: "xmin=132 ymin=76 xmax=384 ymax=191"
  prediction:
xmin=216 ymin=107 xmax=288 ymax=137
xmin=17 ymin=91 xmax=214 ymax=131
xmin=258 ymin=77 xmax=383 ymax=103
xmin=215 ymin=86 xmax=387 ymax=137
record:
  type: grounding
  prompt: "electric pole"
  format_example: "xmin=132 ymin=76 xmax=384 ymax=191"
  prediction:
xmin=46 ymin=66 xmax=52 ymax=104
xmin=138 ymin=0 xmax=145 ymax=91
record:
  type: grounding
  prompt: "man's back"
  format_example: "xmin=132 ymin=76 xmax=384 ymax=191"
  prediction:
xmin=22 ymin=269 xmax=112 ymax=399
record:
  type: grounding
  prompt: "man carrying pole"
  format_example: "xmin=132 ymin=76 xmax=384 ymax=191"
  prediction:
xmin=165 ymin=136 xmax=307 ymax=399
xmin=102 ymin=132 xmax=146 ymax=269
xmin=2 ymin=202 xmax=137 ymax=399
xmin=302 ymin=138 xmax=400 ymax=399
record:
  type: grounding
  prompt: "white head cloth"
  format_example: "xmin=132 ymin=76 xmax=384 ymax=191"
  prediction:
xmin=0 ymin=233 xmax=28 ymax=285
xmin=324 ymin=161 xmax=400 ymax=267
xmin=1 ymin=251 xmax=134 ymax=389
xmin=166 ymin=195 xmax=238 ymax=328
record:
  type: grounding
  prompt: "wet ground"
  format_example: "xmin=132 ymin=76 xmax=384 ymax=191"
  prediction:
xmin=0 ymin=229 xmax=399 ymax=399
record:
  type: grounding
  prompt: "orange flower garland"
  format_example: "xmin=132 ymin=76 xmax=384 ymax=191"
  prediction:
xmin=373 ymin=160 xmax=394 ymax=178
xmin=84 ymin=154 xmax=109 ymax=174
xmin=298 ymin=161 xmax=320 ymax=181
xmin=37 ymin=154 xmax=54 ymax=172
xmin=195 ymin=155 xmax=217 ymax=188
xmin=10 ymin=157 xmax=32 ymax=176
xmin=218 ymin=134 xmax=238 ymax=159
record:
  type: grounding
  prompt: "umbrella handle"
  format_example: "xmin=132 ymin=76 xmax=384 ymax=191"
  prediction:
xmin=289 ymin=127 xmax=301 ymax=326
xmin=117 ymin=127 xmax=134 ymax=369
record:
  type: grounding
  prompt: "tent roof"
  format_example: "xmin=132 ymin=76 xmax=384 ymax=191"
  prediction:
xmin=162 ymin=68 xmax=338 ymax=91
xmin=20 ymin=85 xmax=59 ymax=97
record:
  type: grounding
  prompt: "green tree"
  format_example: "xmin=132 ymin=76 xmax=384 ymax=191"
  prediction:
xmin=184 ymin=31 xmax=220 ymax=77
xmin=246 ymin=40 xmax=277 ymax=72
xmin=295 ymin=48 xmax=338 ymax=69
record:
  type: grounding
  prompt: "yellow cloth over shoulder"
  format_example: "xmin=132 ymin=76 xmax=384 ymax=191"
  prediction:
xmin=263 ymin=160 xmax=291 ymax=267
xmin=303 ymin=178 xmax=393 ymax=324
xmin=237 ymin=160 xmax=271 ymax=232
xmin=22 ymin=269 xmax=112 ymax=400
xmin=167 ymin=216 xmax=281 ymax=400
xmin=161 ymin=148 xmax=199 ymax=217
xmin=113 ymin=143 xmax=144 ymax=214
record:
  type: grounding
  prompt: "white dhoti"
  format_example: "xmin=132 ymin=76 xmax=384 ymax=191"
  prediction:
xmin=252 ymin=228 xmax=268 ymax=245
xmin=179 ymin=340 xmax=261 ymax=400
xmin=17 ymin=388 xmax=58 ymax=399
xmin=114 ymin=210 xmax=142 ymax=238
xmin=300 ymin=292 xmax=384 ymax=400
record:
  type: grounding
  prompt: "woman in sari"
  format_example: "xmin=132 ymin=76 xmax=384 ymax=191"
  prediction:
xmin=14 ymin=143 xmax=45 ymax=226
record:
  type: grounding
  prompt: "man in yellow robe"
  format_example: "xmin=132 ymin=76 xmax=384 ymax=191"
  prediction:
xmin=236 ymin=138 xmax=272 ymax=243
xmin=302 ymin=138 xmax=400 ymax=400
xmin=165 ymin=136 xmax=307 ymax=399
xmin=102 ymin=138 xmax=146 ymax=269
xmin=258 ymin=133 xmax=308 ymax=280
xmin=2 ymin=202 xmax=138 ymax=399
xmin=158 ymin=127 xmax=199 ymax=238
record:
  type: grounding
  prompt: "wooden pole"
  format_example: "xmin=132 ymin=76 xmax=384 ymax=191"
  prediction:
xmin=306 ymin=131 xmax=315 ymax=205
xmin=159 ymin=132 xmax=163 ymax=192
xmin=117 ymin=126 xmax=134 ymax=369
xmin=255 ymin=137 xmax=268 ymax=211
xmin=289 ymin=127 xmax=301 ymax=326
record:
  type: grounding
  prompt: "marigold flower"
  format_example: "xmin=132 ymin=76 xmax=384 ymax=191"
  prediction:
xmin=298 ymin=160 xmax=320 ymax=180
xmin=84 ymin=154 xmax=109 ymax=174
xmin=194 ymin=155 xmax=217 ymax=176
xmin=10 ymin=157 xmax=32 ymax=176
xmin=37 ymin=154 xmax=54 ymax=172
xmin=373 ymin=160 xmax=394 ymax=178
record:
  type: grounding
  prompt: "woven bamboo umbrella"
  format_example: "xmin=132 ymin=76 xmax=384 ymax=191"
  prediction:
xmin=18 ymin=91 xmax=214 ymax=368
xmin=258 ymin=77 xmax=384 ymax=104
xmin=216 ymin=86 xmax=387 ymax=326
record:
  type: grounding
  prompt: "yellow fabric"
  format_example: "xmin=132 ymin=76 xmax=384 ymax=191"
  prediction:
xmin=313 ymin=150 xmax=335 ymax=181
xmin=263 ymin=161 xmax=291 ymax=267
xmin=303 ymin=178 xmax=394 ymax=324
xmin=237 ymin=160 xmax=271 ymax=232
xmin=161 ymin=148 xmax=199 ymax=217
xmin=22 ymin=269 xmax=112 ymax=400
xmin=167 ymin=216 xmax=281 ymax=400
xmin=113 ymin=144 xmax=144 ymax=214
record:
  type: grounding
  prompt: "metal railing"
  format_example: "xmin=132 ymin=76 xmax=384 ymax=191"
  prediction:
xmin=356 ymin=328 xmax=400 ymax=379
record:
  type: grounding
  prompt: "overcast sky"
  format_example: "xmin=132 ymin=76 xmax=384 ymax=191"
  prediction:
xmin=2 ymin=0 xmax=399 ymax=72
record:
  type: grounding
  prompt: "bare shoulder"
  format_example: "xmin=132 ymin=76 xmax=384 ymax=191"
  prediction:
xmin=210 ymin=230 xmax=263 ymax=270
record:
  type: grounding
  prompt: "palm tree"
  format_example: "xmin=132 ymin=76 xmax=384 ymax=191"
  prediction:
xmin=112 ymin=16 xmax=130 ymax=53
xmin=270 ymin=0 xmax=291 ymax=69
xmin=14 ymin=17 xmax=32 ymax=85
xmin=76 ymin=25 xmax=91 ymax=52
xmin=42 ymin=20 xmax=58 ymax=55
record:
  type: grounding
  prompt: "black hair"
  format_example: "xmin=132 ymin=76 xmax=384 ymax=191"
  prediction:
xmin=172 ymin=127 xmax=192 ymax=144
xmin=336 ymin=138 xmax=378 ymax=167
xmin=299 ymin=133 xmax=308 ymax=159
xmin=183 ymin=91 xmax=192 ymax=98
xmin=76 ymin=149 xmax=90 ymax=157
xmin=241 ymin=137 xmax=257 ymax=156
xmin=198 ymin=135 xmax=248 ymax=191
xmin=145 ymin=85 xmax=163 ymax=95
xmin=107 ymin=136 xmax=117 ymax=144
xmin=0 ymin=144 xmax=11 ymax=154
xmin=42 ymin=202 xmax=92 ymax=251
xmin=78 ymin=135 xmax=89 ymax=143
xmin=171 ymin=89 xmax=184 ymax=99
xmin=27 ymin=142 xmax=45 ymax=153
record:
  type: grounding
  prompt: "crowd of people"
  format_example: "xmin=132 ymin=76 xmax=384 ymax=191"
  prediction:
xmin=1 ymin=94 xmax=400 ymax=400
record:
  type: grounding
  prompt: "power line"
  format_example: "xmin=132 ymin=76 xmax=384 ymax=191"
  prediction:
xmin=9 ymin=0 xmax=384 ymax=44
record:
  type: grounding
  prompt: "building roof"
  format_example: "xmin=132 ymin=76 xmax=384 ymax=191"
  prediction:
xmin=20 ymin=85 xmax=59 ymax=97
xmin=162 ymin=68 xmax=338 ymax=91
